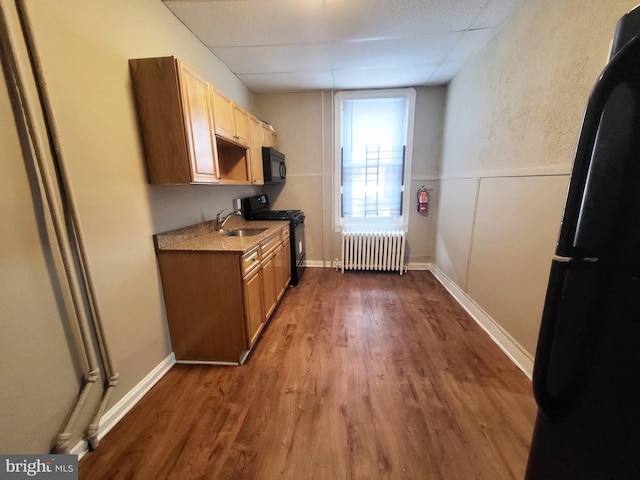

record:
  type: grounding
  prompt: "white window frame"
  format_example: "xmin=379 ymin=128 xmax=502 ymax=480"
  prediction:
xmin=334 ymin=88 xmax=416 ymax=232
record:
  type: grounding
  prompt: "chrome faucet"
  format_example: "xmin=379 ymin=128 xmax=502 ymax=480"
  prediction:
xmin=215 ymin=209 xmax=242 ymax=231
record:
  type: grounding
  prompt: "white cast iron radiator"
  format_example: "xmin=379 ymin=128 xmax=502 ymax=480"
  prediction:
xmin=341 ymin=230 xmax=406 ymax=275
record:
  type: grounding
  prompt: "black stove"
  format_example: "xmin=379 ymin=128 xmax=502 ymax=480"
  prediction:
xmin=249 ymin=209 xmax=305 ymax=224
xmin=243 ymin=195 xmax=305 ymax=285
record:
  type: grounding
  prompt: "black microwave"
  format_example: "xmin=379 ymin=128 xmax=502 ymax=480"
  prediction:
xmin=262 ymin=147 xmax=286 ymax=183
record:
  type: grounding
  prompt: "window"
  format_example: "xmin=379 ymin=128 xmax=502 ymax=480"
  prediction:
xmin=335 ymin=89 xmax=416 ymax=231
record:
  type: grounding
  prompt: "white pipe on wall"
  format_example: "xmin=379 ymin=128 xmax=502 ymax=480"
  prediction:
xmin=15 ymin=0 xmax=120 ymax=451
xmin=0 ymin=2 xmax=101 ymax=455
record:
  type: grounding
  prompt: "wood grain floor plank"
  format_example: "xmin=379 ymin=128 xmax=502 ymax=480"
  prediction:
xmin=80 ymin=269 xmax=536 ymax=479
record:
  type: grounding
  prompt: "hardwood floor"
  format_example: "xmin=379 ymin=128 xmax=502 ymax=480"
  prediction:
xmin=79 ymin=269 xmax=537 ymax=479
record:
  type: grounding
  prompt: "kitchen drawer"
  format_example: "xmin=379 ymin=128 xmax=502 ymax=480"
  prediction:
xmin=281 ymin=225 xmax=290 ymax=241
xmin=261 ymin=231 xmax=281 ymax=258
xmin=241 ymin=246 xmax=260 ymax=276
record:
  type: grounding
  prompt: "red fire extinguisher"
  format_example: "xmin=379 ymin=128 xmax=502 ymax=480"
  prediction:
xmin=417 ymin=186 xmax=429 ymax=215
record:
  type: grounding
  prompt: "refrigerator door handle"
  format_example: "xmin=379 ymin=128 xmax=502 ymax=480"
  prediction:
xmin=532 ymin=263 xmax=565 ymax=421
xmin=532 ymin=261 xmax=598 ymax=422
xmin=556 ymin=36 xmax=640 ymax=257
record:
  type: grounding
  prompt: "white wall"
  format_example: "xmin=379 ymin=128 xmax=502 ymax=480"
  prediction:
xmin=0 ymin=34 xmax=82 ymax=453
xmin=255 ymin=92 xmax=327 ymax=265
xmin=1 ymin=0 xmax=261 ymax=452
xmin=255 ymin=86 xmax=447 ymax=267
xmin=435 ymin=0 xmax=640 ymax=360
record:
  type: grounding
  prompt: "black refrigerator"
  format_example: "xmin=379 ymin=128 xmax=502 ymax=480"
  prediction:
xmin=525 ymin=6 xmax=640 ymax=479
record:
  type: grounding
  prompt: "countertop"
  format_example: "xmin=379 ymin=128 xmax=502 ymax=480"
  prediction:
xmin=154 ymin=216 xmax=288 ymax=253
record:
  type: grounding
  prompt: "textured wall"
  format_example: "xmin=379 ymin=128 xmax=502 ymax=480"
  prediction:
xmin=436 ymin=0 xmax=640 ymax=358
xmin=442 ymin=0 xmax=637 ymax=178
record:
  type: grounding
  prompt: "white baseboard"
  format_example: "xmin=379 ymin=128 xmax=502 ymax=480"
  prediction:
xmin=431 ymin=265 xmax=534 ymax=379
xmin=304 ymin=260 xmax=327 ymax=268
xmin=406 ymin=262 xmax=432 ymax=271
xmin=71 ymin=352 xmax=176 ymax=459
xmin=70 ymin=437 xmax=89 ymax=459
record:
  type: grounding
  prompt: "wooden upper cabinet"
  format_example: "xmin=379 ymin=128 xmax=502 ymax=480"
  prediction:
xmin=129 ymin=56 xmax=220 ymax=184
xmin=129 ymin=56 xmax=275 ymax=186
xmin=233 ymin=104 xmax=250 ymax=145
xmin=261 ymin=122 xmax=277 ymax=148
xmin=212 ymin=88 xmax=250 ymax=146
xmin=176 ymin=61 xmax=220 ymax=183
xmin=248 ymin=115 xmax=264 ymax=185
xmin=211 ymin=90 xmax=251 ymax=185
xmin=212 ymin=88 xmax=235 ymax=140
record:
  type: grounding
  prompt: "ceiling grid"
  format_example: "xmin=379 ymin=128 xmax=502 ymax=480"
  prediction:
xmin=163 ymin=0 xmax=524 ymax=92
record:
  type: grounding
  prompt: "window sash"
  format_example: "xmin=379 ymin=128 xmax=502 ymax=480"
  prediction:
xmin=341 ymin=146 xmax=405 ymax=218
xmin=334 ymin=88 xmax=416 ymax=232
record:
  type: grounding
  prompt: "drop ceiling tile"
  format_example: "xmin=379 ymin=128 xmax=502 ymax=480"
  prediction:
xmin=163 ymin=0 xmax=328 ymax=46
xmin=164 ymin=0 xmax=526 ymax=92
xmin=211 ymin=44 xmax=333 ymax=74
xmin=329 ymin=32 xmax=463 ymax=70
xmin=445 ymin=28 xmax=498 ymax=62
xmin=333 ymin=64 xmax=438 ymax=90
xmin=238 ymin=71 xmax=334 ymax=93
xmin=325 ymin=0 xmax=487 ymax=40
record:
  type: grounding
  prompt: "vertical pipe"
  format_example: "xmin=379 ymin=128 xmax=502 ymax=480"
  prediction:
xmin=399 ymin=232 xmax=406 ymax=275
xmin=373 ymin=234 xmax=379 ymax=270
xmin=345 ymin=233 xmax=350 ymax=271
xmin=15 ymin=0 xmax=119 ymax=451
xmin=341 ymin=232 xmax=345 ymax=273
xmin=0 ymin=2 xmax=100 ymax=455
xmin=365 ymin=233 xmax=371 ymax=271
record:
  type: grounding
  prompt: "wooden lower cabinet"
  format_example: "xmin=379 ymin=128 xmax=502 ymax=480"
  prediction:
xmin=261 ymin=249 xmax=278 ymax=319
xmin=156 ymin=251 xmax=247 ymax=363
xmin=276 ymin=237 xmax=291 ymax=300
xmin=243 ymin=266 xmax=264 ymax=346
xmin=156 ymin=226 xmax=290 ymax=364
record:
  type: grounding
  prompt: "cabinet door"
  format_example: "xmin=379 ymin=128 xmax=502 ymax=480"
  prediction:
xmin=212 ymin=88 xmax=235 ymax=140
xmin=248 ymin=115 xmax=264 ymax=185
xmin=274 ymin=240 xmax=289 ymax=300
xmin=157 ymin=251 xmax=247 ymax=362
xmin=261 ymin=122 xmax=276 ymax=148
xmin=233 ymin=104 xmax=250 ymax=146
xmin=243 ymin=267 xmax=264 ymax=346
xmin=176 ymin=61 xmax=220 ymax=183
xmin=282 ymin=237 xmax=291 ymax=291
xmin=262 ymin=253 xmax=278 ymax=320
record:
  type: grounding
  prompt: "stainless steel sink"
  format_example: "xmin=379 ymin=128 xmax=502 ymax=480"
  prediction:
xmin=221 ymin=228 xmax=268 ymax=237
